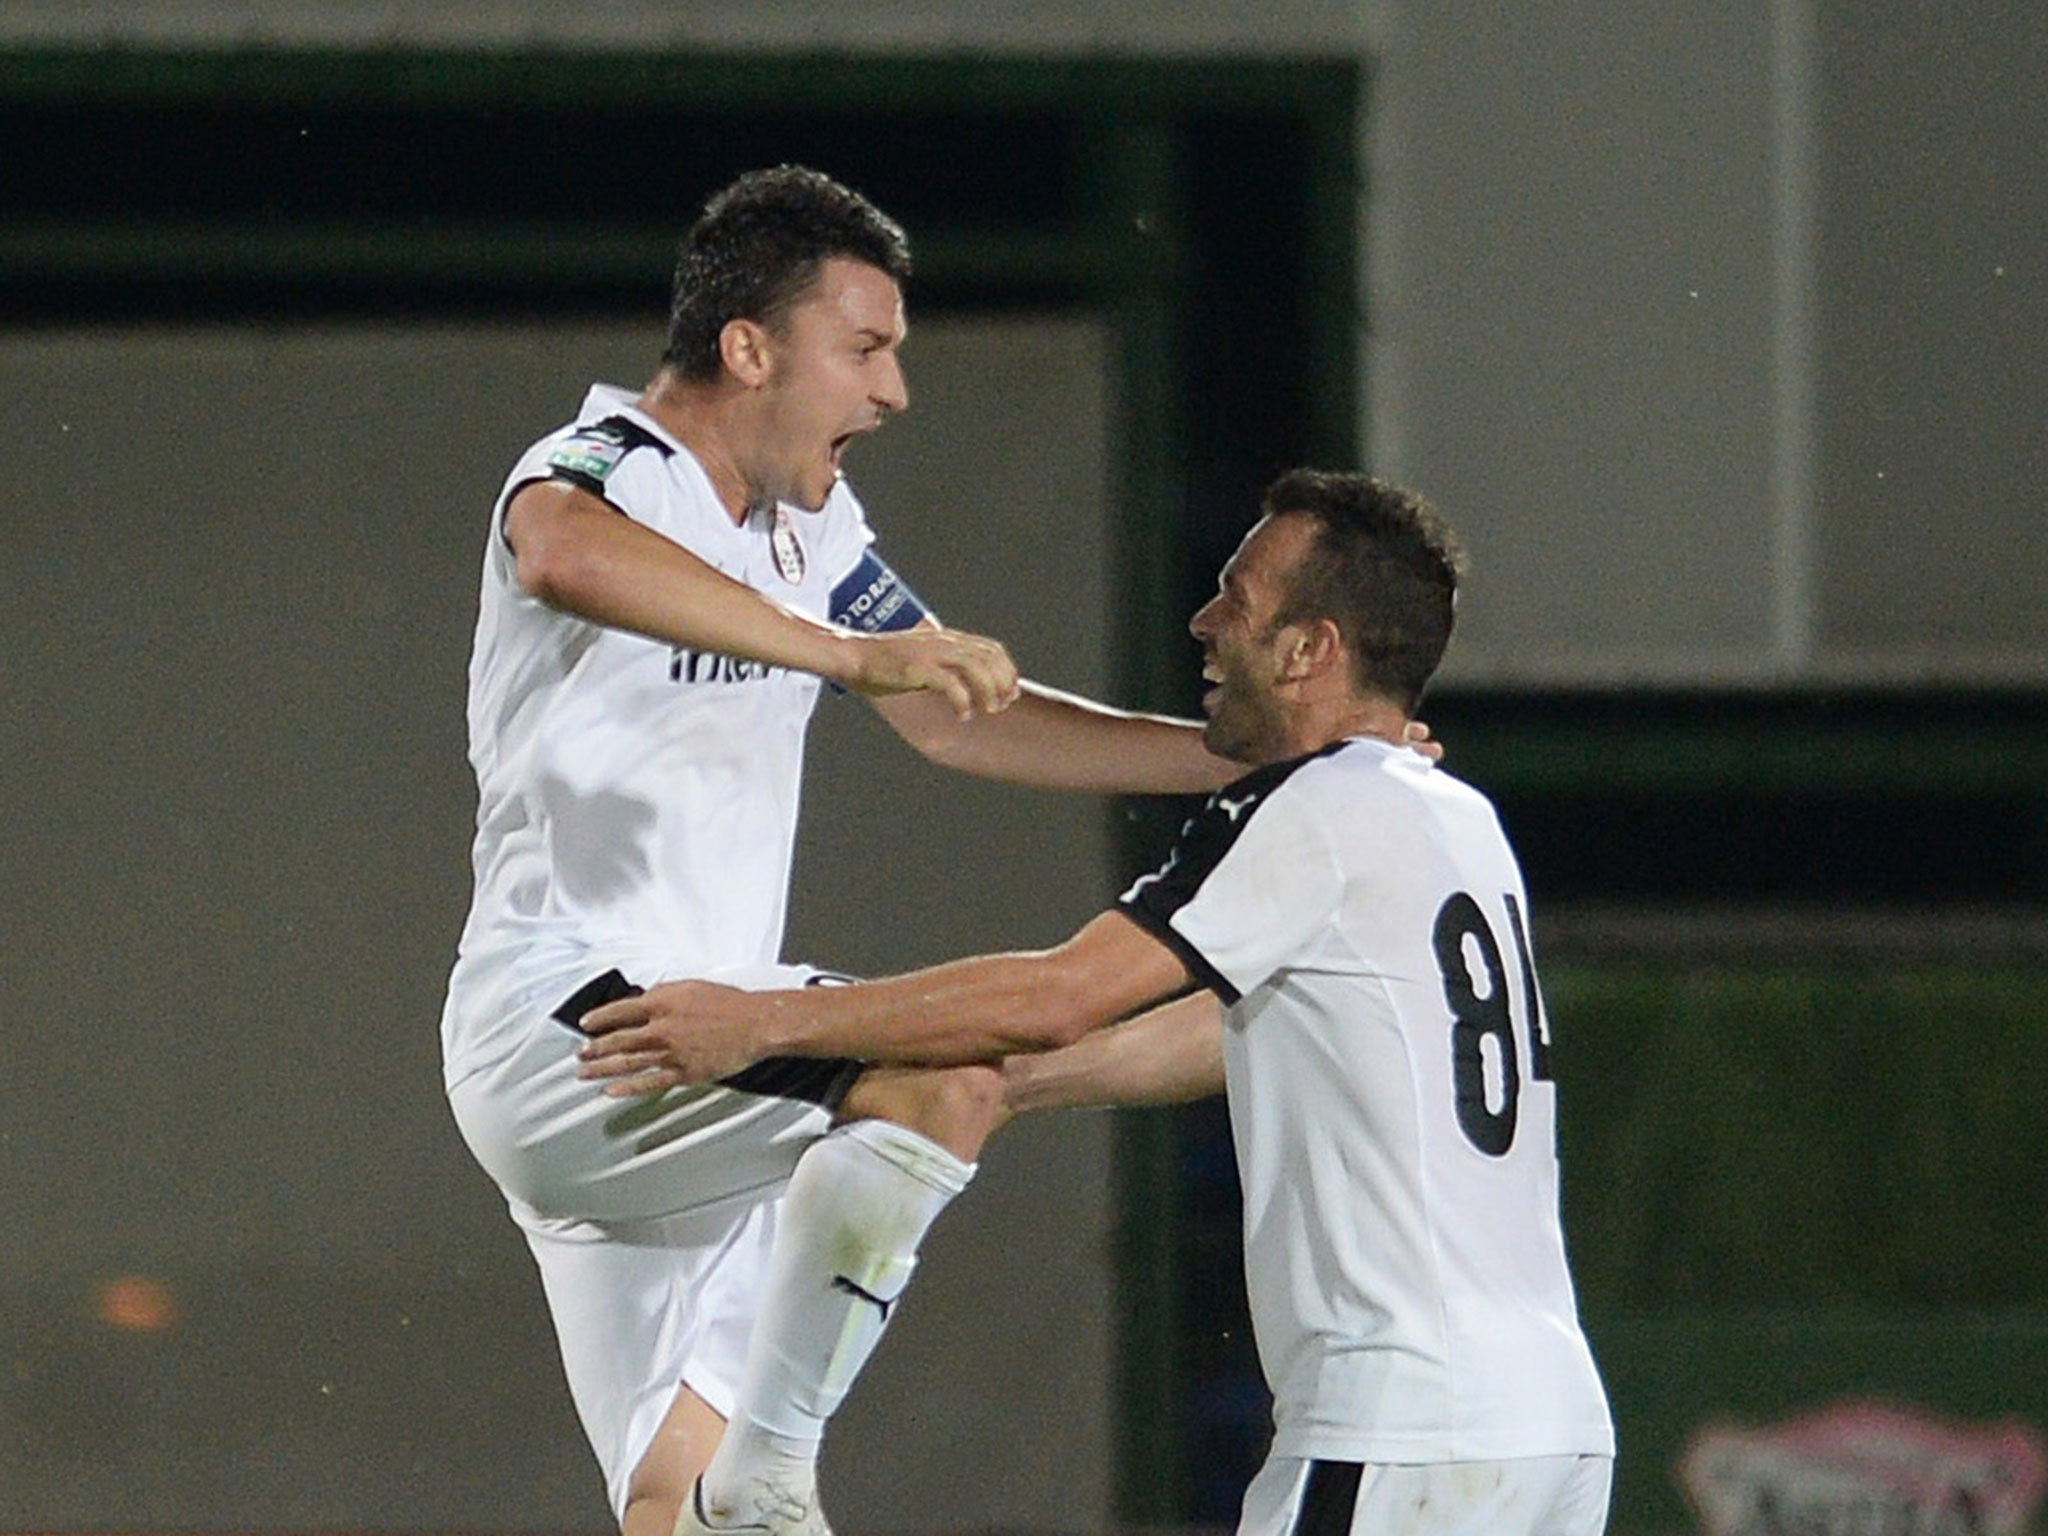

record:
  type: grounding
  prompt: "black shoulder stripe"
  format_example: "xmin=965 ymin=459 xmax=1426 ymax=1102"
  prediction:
xmin=496 ymin=473 xmax=629 ymax=555
xmin=590 ymin=414 xmax=674 ymax=458
xmin=530 ymin=413 xmax=673 ymax=512
xmin=1118 ymin=903 xmax=1241 ymax=1005
xmin=1117 ymin=743 xmax=1338 ymax=943
xmin=547 ymin=466 xmax=611 ymax=498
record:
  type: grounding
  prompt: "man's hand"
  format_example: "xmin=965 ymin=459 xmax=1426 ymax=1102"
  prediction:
xmin=845 ymin=626 xmax=1020 ymax=720
xmin=575 ymin=981 xmax=781 ymax=1096
xmin=1404 ymin=718 xmax=1445 ymax=763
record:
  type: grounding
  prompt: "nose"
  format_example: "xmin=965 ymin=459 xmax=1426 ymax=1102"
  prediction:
xmin=875 ymin=352 xmax=909 ymax=415
xmin=1188 ymin=595 xmax=1220 ymax=640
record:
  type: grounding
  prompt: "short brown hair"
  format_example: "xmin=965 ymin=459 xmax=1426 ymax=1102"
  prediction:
xmin=1263 ymin=469 xmax=1465 ymax=711
xmin=662 ymin=165 xmax=912 ymax=381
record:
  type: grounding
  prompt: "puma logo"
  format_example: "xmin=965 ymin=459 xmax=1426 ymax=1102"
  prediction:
xmin=832 ymin=1275 xmax=895 ymax=1321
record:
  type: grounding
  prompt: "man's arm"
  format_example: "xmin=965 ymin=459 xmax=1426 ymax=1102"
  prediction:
xmin=575 ymin=909 xmax=1194 ymax=1094
xmin=868 ymin=645 xmax=1444 ymax=794
xmin=507 ymin=482 xmax=1018 ymax=717
xmin=868 ymin=679 xmax=1241 ymax=794
xmin=1001 ymin=991 xmax=1224 ymax=1112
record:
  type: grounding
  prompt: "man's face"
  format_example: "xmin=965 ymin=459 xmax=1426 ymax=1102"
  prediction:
xmin=749 ymin=257 xmax=909 ymax=512
xmin=1187 ymin=513 xmax=1317 ymax=764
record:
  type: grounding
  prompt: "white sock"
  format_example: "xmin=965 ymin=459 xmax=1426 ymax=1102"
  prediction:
xmin=700 ymin=1119 xmax=975 ymax=1523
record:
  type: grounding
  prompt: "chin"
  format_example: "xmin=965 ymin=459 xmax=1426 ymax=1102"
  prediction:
xmin=1201 ymin=720 xmax=1244 ymax=762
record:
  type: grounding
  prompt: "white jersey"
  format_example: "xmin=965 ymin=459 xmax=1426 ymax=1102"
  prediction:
xmin=441 ymin=384 xmax=926 ymax=1089
xmin=1120 ymin=737 xmax=1613 ymax=1465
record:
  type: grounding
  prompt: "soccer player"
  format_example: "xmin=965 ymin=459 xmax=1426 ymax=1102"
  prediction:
xmin=440 ymin=164 xmax=1251 ymax=1536
xmin=577 ymin=469 xmax=1618 ymax=1536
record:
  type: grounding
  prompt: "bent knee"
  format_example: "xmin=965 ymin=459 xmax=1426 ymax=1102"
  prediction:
xmin=842 ymin=1062 xmax=1009 ymax=1157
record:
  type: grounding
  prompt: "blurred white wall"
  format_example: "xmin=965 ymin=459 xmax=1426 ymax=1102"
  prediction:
xmin=5 ymin=0 xmax=2040 ymax=684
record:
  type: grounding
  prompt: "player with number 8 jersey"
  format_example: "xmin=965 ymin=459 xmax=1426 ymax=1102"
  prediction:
xmin=1120 ymin=734 xmax=1610 ymax=1465
xmin=574 ymin=468 xmax=1615 ymax=1536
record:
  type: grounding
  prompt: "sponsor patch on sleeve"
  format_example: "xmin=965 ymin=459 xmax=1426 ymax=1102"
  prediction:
xmin=829 ymin=549 xmax=933 ymax=633
xmin=542 ymin=416 xmax=667 ymax=495
xmin=546 ymin=428 xmax=631 ymax=487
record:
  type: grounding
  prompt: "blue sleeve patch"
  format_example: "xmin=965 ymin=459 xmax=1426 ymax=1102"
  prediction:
xmin=829 ymin=549 xmax=933 ymax=633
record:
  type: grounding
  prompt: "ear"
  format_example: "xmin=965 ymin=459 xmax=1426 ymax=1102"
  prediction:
xmin=1281 ymin=617 xmax=1346 ymax=682
xmin=718 ymin=318 xmax=775 ymax=387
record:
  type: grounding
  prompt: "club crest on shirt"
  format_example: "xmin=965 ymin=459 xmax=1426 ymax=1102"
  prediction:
xmin=770 ymin=508 xmax=807 ymax=584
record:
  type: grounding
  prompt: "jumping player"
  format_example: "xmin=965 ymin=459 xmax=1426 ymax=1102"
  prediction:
xmin=439 ymin=166 xmax=1249 ymax=1536
xmin=577 ymin=470 xmax=1617 ymax=1536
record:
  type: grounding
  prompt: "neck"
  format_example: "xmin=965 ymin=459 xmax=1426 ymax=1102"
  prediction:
xmin=1336 ymin=695 xmax=1413 ymax=747
xmin=634 ymin=368 xmax=756 ymax=525
xmin=1261 ymin=693 xmax=1410 ymax=766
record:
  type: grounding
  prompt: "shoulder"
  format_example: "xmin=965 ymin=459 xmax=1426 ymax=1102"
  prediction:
xmin=1230 ymin=738 xmax=1392 ymax=820
xmin=804 ymin=477 xmax=882 ymax=584
xmin=815 ymin=476 xmax=877 ymax=545
xmin=1159 ymin=745 xmax=1351 ymax=878
xmin=540 ymin=413 xmax=676 ymax=500
xmin=1297 ymin=737 xmax=1491 ymax=810
xmin=1248 ymin=741 xmax=1504 ymax=868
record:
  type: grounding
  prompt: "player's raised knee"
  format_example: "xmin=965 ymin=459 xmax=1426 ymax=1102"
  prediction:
xmin=843 ymin=1061 xmax=1007 ymax=1157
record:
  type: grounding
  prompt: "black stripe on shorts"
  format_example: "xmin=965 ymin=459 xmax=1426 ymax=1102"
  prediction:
xmin=553 ymin=968 xmax=862 ymax=1112
xmin=1292 ymin=1460 xmax=1364 ymax=1536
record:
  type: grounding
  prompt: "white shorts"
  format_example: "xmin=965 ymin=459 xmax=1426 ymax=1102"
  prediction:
xmin=513 ymin=1192 xmax=781 ymax=1523
xmin=448 ymin=959 xmax=861 ymax=1225
xmin=1238 ymin=1453 xmax=1612 ymax=1536
xmin=446 ymin=958 xmax=864 ymax=1520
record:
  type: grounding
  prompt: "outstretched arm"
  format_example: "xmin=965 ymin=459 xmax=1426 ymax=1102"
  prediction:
xmin=507 ymin=482 xmax=1019 ymax=718
xmin=1001 ymin=990 xmax=1224 ymax=1112
xmin=869 ymin=663 xmax=1444 ymax=793
xmin=867 ymin=679 xmax=1240 ymax=794
xmin=575 ymin=909 xmax=1194 ymax=1093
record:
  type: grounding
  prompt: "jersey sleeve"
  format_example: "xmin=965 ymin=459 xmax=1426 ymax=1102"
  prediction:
xmin=1118 ymin=764 xmax=1345 ymax=1004
xmin=828 ymin=547 xmax=933 ymax=633
xmin=819 ymin=482 xmax=935 ymax=632
xmin=497 ymin=415 xmax=675 ymax=549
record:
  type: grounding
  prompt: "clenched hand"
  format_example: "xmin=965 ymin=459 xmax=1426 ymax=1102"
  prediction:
xmin=846 ymin=626 xmax=1020 ymax=720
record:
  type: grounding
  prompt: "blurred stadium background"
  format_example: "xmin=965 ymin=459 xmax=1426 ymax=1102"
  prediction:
xmin=1 ymin=3 xmax=2042 ymax=1533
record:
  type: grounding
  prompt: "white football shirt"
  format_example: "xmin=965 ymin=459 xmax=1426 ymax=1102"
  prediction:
xmin=1121 ymin=737 xmax=1614 ymax=1464
xmin=442 ymin=384 xmax=927 ymax=1087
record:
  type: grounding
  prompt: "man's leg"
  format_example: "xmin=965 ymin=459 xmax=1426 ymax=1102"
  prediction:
xmin=517 ymin=1195 xmax=777 ymax=1534
xmin=690 ymin=1062 xmax=1010 ymax=1533
xmin=621 ymin=1386 xmax=726 ymax=1536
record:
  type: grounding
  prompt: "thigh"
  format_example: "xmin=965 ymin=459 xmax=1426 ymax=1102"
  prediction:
xmin=1238 ymin=1455 xmax=1611 ymax=1536
xmin=516 ymin=1195 xmax=783 ymax=1523
xmin=450 ymin=959 xmax=856 ymax=1224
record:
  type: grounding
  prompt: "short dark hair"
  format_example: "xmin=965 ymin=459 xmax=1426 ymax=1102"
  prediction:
xmin=1263 ymin=469 xmax=1466 ymax=711
xmin=662 ymin=165 xmax=913 ymax=381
